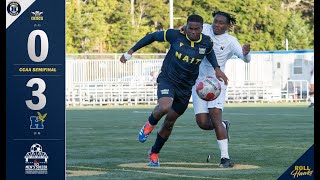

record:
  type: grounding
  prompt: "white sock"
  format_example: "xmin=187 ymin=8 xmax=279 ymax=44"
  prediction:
xmin=310 ymin=96 xmax=314 ymax=103
xmin=217 ymin=139 xmax=229 ymax=159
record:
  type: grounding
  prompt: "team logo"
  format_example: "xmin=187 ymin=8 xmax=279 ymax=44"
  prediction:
xmin=199 ymin=48 xmax=206 ymax=54
xmin=7 ymin=1 xmax=21 ymax=16
xmin=24 ymin=143 xmax=49 ymax=174
xmin=30 ymin=112 xmax=47 ymax=130
xmin=31 ymin=11 xmax=44 ymax=21
xmin=291 ymin=166 xmax=313 ymax=178
xmin=220 ymin=46 xmax=225 ymax=50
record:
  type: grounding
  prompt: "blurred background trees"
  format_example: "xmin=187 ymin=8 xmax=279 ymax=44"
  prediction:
xmin=66 ymin=0 xmax=314 ymax=53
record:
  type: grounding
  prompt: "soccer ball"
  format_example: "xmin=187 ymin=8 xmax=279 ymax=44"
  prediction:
xmin=30 ymin=143 xmax=42 ymax=153
xmin=195 ymin=76 xmax=221 ymax=101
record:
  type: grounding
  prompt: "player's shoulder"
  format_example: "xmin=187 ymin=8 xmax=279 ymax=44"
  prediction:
xmin=225 ymin=33 xmax=239 ymax=42
xmin=165 ymin=29 xmax=182 ymax=35
xmin=202 ymin=23 xmax=212 ymax=31
xmin=201 ymin=33 xmax=213 ymax=43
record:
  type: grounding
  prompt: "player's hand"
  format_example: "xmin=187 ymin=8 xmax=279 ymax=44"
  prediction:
xmin=120 ymin=49 xmax=133 ymax=63
xmin=215 ymin=67 xmax=229 ymax=86
xmin=242 ymin=43 xmax=250 ymax=55
xmin=180 ymin=25 xmax=186 ymax=33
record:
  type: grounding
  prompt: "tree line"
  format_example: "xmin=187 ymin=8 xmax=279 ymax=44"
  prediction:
xmin=66 ymin=0 xmax=314 ymax=53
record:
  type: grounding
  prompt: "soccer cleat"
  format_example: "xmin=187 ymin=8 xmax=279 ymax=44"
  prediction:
xmin=206 ymin=154 xmax=211 ymax=163
xmin=308 ymin=103 xmax=314 ymax=108
xmin=222 ymin=120 xmax=230 ymax=142
xmin=219 ymin=158 xmax=234 ymax=168
xmin=138 ymin=121 xmax=154 ymax=143
xmin=148 ymin=150 xmax=160 ymax=167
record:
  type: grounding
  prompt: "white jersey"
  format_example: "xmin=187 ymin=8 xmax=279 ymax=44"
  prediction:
xmin=198 ymin=24 xmax=251 ymax=79
xmin=192 ymin=24 xmax=251 ymax=114
xmin=310 ymin=55 xmax=314 ymax=84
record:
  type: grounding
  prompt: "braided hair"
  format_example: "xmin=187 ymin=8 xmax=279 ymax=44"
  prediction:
xmin=212 ymin=11 xmax=237 ymax=25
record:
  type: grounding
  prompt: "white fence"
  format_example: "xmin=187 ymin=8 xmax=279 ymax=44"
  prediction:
xmin=66 ymin=51 xmax=313 ymax=106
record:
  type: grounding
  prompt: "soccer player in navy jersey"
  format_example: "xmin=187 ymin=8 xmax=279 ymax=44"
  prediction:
xmin=120 ymin=14 xmax=228 ymax=167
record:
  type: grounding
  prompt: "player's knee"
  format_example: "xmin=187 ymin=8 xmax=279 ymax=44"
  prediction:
xmin=196 ymin=118 xmax=213 ymax=130
xmin=158 ymin=104 xmax=171 ymax=114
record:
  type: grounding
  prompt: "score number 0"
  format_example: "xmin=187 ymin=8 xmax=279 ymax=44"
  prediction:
xmin=25 ymin=30 xmax=49 ymax=111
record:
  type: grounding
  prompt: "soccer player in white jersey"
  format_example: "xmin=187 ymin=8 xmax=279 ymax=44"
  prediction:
xmin=191 ymin=11 xmax=251 ymax=168
xmin=308 ymin=55 xmax=314 ymax=108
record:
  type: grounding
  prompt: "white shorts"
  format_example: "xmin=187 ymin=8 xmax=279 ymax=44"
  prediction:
xmin=192 ymin=83 xmax=227 ymax=115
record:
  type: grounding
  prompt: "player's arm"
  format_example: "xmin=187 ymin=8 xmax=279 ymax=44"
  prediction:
xmin=120 ymin=30 xmax=177 ymax=63
xmin=206 ymin=48 xmax=229 ymax=85
xmin=233 ymin=39 xmax=251 ymax=63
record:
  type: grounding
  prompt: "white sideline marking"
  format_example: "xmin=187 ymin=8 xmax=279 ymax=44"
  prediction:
xmin=68 ymin=163 xmax=257 ymax=179
xmin=225 ymin=113 xmax=311 ymax=117
xmin=132 ymin=111 xmax=151 ymax=114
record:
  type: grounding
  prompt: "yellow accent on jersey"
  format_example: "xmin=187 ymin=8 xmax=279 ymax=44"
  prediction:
xmin=164 ymin=30 xmax=167 ymax=42
xmin=185 ymin=34 xmax=202 ymax=48
xmin=180 ymin=42 xmax=184 ymax=47
xmin=175 ymin=51 xmax=182 ymax=59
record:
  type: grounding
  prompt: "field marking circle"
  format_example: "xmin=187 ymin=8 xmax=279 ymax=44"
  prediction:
xmin=119 ymin=162 xmax=260 ymax=170
xmin=67 ymin=170 xmax=106 ymax=177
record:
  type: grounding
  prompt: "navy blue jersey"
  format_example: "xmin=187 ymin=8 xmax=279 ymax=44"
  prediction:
xmin=131 ymin=29 xmax=219 ymax=88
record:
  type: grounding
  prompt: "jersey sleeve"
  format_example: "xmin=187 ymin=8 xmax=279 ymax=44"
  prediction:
xmin=131 ymin=29 xmax=178 ymax=52
xmin=231 ymin=37 xmax=251 ymax=63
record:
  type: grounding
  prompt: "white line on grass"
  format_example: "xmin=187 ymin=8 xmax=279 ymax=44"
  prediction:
xmin=68 ymin=165 xmax=254 ymax=179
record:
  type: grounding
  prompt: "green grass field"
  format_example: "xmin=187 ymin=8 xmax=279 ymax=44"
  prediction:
xmin=66 ymin=103 xmax=314 ymax=180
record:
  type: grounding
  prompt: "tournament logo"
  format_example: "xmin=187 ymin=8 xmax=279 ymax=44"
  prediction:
xmin=7 ymin=1 xmax=21 ymax=16
xmin=24 ymin=143 xmax=49 ymax=174
xmin=30 ymin=112 xmax=47 ymax=130
xmin=31 ymin=11 xmax=44 ymax=21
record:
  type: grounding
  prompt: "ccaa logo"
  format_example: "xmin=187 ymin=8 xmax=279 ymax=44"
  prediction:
xmin=7 ymin=1 xmax=21 ymax=16
xmin=31 ymin=11 xmax=44 ymax=21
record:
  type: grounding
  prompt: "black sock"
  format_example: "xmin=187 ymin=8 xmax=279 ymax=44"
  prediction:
xmin=148 ymin=113 xmax=158 ymax=126
xmin=151 ymin=133 xmax=168 ymax=153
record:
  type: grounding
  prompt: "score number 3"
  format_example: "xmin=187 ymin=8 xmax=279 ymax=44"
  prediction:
xmin=25 ymin=30 xmax=49 ymax=111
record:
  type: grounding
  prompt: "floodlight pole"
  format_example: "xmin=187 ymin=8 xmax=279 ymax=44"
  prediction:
xmin=170 ymin=0 xmax=173 ymax=29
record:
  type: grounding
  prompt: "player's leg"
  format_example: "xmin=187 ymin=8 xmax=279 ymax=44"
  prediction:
xmin=148 ymin=93 xmax=189 ymax=166
xmin=207 ymin=86 xmax=233 ymax=168
xmin=309 ymin=74 xmax=314 ymax=107
xmin=192 ymin=85 xmax=214 ymax=130
xmin=209 ymin=108 xmax=233 ymax=168
xmin=138 ymin=80 xmax=174 ymax=143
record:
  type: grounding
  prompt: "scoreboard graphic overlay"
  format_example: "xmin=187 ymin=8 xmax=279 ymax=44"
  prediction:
xmin=6 ymin=0 xmax=65 ymax=179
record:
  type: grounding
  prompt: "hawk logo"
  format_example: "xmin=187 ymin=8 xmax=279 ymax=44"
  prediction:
xmin=30 ymin=112 xmax=47 ymax=129
xmin=220 ymin=46 xmax=225 ymax=50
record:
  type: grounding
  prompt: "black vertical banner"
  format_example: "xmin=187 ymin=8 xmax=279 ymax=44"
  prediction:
xmin=6 ymin=0 xmax=65 ymax=179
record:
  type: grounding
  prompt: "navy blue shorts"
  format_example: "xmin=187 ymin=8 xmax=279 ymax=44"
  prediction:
xmin=157 ymin=78 xmax=191 ymax=115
